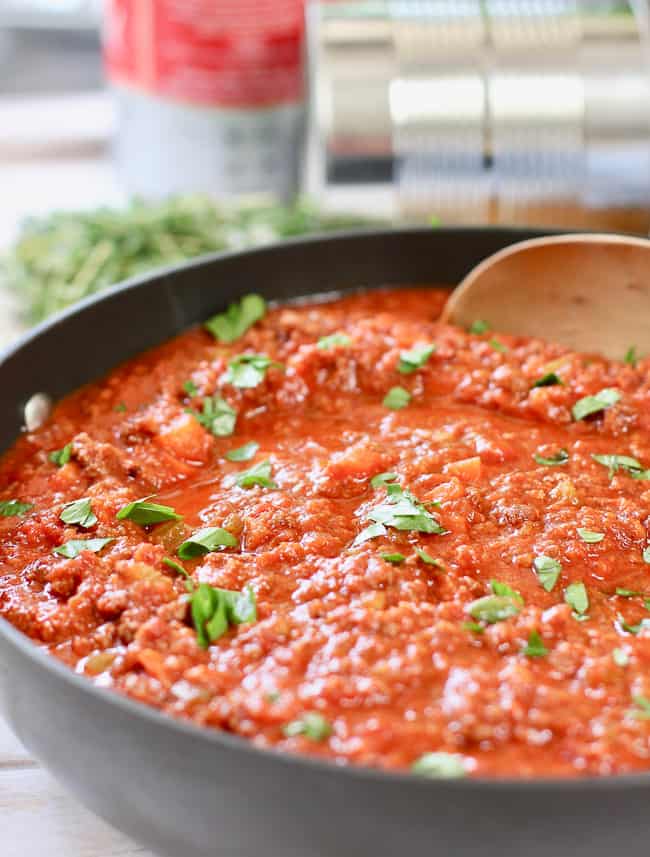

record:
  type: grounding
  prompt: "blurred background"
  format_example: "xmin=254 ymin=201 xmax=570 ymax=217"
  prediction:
xmin=1 ymin=0 xmax=649 ymax=340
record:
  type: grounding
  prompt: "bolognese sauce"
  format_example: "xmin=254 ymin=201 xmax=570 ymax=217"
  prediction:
xmin=1 ymin=287 xmax=650 ymax=778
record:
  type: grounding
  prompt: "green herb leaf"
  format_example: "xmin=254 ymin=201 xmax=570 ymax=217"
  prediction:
xmin=222 ymin=353 xmax=281 ymax=389
xmin=380 ymin=552 xmax=405 ymax=564
xmin=397 ymin=343 xmax=436 ymax=374
xmin=572 ymin=388 xmax=620 ymax=421
xmin=117 ymin=497 xmax=181 ymax=526
xmin=523 ymin=630 xmax=548 ymax=658
xmin=533 ymin=449 xmax=569 ymax=467
xmin=353 ymin=522 xmax=387 ymax=545
xmin=618 ymin=614 xmax=650 ymax=635
xmin=415 ymin=548 xmax=443 ymax=568
xmin=371 ymin=472 xmax=399 ymax=489
xmin=53 ymin=537 xmax=113 ymax=558
xmin=531 ymin=372 xmax=562 ymax=389
xmin=488 ymin=338 xmax=508 ymax=353
xmin=412 ymin=752 xmax=466 ymax=779
xmin=533 ymin=556 xmax=561 ymax=592
xmin=114 ymin=402 xmax=127 ymax=413
xmin=383 ymin=386 xmax=411 ymax=410
xmin=225 ymin=441 xmax=259 ymax=462
xmin=190 ymin=583 xmax=225 ymax=648
xmin=189 ymin=582 xmax=257 ymax=649
xmin=178 ymin=526 xmax=238 ymax=560
xmin=628 ymin=695 xmax=650 ymax=720
xmin=368 ymin=484 xmax=446 ymax=535
xmin=613 ymin=648 xmax=629 ymax=667
xmin=235 ymin=459 xmax=277 ymax=489
xmin=49 ymin=443 xmax=72 ymax=467
xmin=616 ymin=588 xmax=640 ymax=598
xmin=468 ymin=595 xmax=521 ymax=624
xmin=283 ymin=713 xmax=332 ymax=742
xmin=183 ymin=380 xmax=199 ymax=396
xmin=591 ymin=453 xmax=649 ymax=480
xmin=317 ymin=333 xmax=351 ymax=350
xmin=577 ymin=528 xmax=604 ymax=544
xmin=490 ymin=580 xmax=524 ymax=604
xmin=186 ymin=395 xmax=237 ymax=437
xmin=0 ymin=499 xmax=34 ymax=517
xmin=624 ymin=346 xmax=638 ymax=367
xmin=60 ymin=498 xmax=97 ymax=528
xmin=462 ymin=621 xmax=485 ymax=634
xmin=205 ymin=294 xmax=266 ymax=344
xmin=564 ymin=581 xmax=589 ymax=617
xmin=162 ymin=557 xmax=194 ymax=591
xmin=469 ymin=320 xmax=489 ymax=334
xmin=222 ymin=585 xmax=257 ymax=625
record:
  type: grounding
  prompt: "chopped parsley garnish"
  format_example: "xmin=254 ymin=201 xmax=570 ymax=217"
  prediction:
xmin=613 ymin=648 xmax=629 ymax=667
xmin=572 ymin=388 xmax=620 ymax=421
xmin=533 ymin=556 xmax=561 ymax=592
xmin=628 ymin=695 xmax=650 ymax=720
xmin=60 ymin=498 xmax=97 ymax=528
xmin=411 ymin=752 xmax=466 ymax=779
xmin=235 ymin=459 xmax=277 ymax=489
xmin=283 ymin=713 xmax=332 ymax=742
xmin=317 ymin=333 xmax=351 ymax=350
xmin=186 ymin=394 xmax=236 ymax=437
xmin=0 ymin=499 xmax=34 ymax=517
xmin=59 ymin=497 xmax=97 ymax=529
xmin=591 ymin=453 xmax=650 ymax=480
xmin=49 ymin=443 xmax=72 ymax=467
xmin=531 ymin=372 xmax=562 ymax=389
xmin=162 ymin=557 xmax=193 ymax=591
xmin=190 ymin=582 xmax=256 ymax=649
xmin=371 ymin=472 xmax=399 ymax=489
xmin=488 ymin=338 xmax=507 ymax=353
xmin=467 ymin=594 xmax=521 ymax=624
xmin=225 ymin=441 xmax=259 ymax=462
xmin=117 ymin=498 xmax=181 ymax=526
xmin=533 ymin=449 xmax=569 ymax=467
xmin=53 ymin=538 xmax=113 ymax=559
xmin=397 ymin=343 xmax=436 ymax=374
xmin=114 ymin=402 xmax=127 ymax=413
xmin=523 ymin=630 xmax=548 ymax=658
xmin=564 ymin=581 xmax=589 ymax=618
xmin=577 ymin=528 xmax=604 ymax=544
xmin=490 ymin=580 xmax=524 ymax=603
xmin=415 ymin=548 xmax=443 ymax=568
xmin=222 ymin=353 xmax=281 ymax=389
xmin=380 ymin=552 xmax=405 ymax=564
xmin=624 ymin=346 xmax=638 ymax=367
xmin=619 ymin=615 xmax=650 ymax=635
xmin=204 ymin=293 xmax=266 ymax=344
xmin=462 ymin=621 xmax=485 ymax=634
xmin=469 ymin=320 xmax=489 ymax=334
xmin=353 ymin=523 xmax=387 ymax=545
xmin=366 ymin=482 xmax=445 ymax=536
xmin=383 ymin=386 xmax=411 ymax=410
xmin=183 ymin=379 xmax=199 ymax=397
xmin=177 ymin=526 xmax=237 ymax=560
xmin=616 ymin=588 xmax=640 ymax=598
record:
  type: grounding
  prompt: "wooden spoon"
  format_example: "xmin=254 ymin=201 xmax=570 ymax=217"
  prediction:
xmin=441 ymin=233 xmax=650 ymax=361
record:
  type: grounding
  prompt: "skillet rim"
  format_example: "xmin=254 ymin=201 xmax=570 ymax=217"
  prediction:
xmin=1 ymin=224 xmax=647 ymax=791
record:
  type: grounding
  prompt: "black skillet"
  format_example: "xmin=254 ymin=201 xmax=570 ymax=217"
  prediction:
xmin=1 ymin=228 xmax=648 ymax=857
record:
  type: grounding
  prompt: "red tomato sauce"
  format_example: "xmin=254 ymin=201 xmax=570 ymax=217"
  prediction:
xmin=2 ymin=287 xmax=650 ymax=778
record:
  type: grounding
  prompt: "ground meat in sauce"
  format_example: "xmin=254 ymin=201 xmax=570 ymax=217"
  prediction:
xmin=1 ymin=287 xmax=650 ymax=779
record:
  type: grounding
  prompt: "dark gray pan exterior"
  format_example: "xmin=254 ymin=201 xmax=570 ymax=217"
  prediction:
xmin=1 ymin=228 xmax=648 ymax=857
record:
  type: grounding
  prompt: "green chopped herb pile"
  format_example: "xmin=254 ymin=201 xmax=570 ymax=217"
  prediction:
xmin=1 ymin=195 xmax=383 ymax=323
